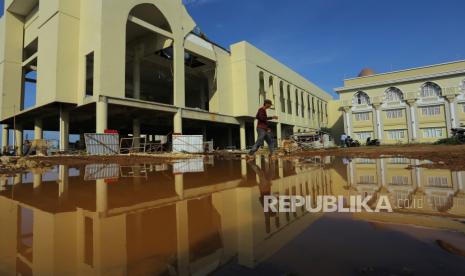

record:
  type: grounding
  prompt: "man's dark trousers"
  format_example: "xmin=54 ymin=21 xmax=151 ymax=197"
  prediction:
xmin=249 ymin=128 xmax=274 ymax=155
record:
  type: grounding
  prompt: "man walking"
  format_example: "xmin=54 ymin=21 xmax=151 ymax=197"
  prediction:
xmin=248 ymin=99 xmax=278 ymax=156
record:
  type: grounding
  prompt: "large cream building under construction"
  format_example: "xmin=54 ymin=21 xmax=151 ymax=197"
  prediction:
xmin=0 ymin=0 xmax=332 ymax=153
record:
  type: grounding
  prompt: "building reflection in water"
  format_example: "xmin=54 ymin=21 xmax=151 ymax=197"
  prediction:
xmin=0 ymin=156 xmax=464 ymax=275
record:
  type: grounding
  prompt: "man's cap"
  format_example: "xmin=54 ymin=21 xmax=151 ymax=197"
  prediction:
xmin=264 ymin=99 xmax=273 ymax=105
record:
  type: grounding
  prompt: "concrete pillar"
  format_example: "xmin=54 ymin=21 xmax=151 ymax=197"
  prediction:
xmin=173 ymin=109 xmax=182 ymax=134
xmin=133 ymin=118 xmax=141 ymax=151
xmin=240 ymin=120 xmax=246 ymax=150
xmin=58 ymin=165 xmax=69 ymax=198
xmin=1 ymin=125 xmax=8 ymax=153
xmin=444 ymin=100 xmax=453 ymax=137
xmin=253 ymin=119 xmax=258 ymax=141
xmin=34 ymin=118 xmax=43 ymax=140
xmin=14 ymin=125 xmax=23 ymax=156
xmin=408 ymin=101 xmax=418 ymax=140
xmin=241 ymin=159 xmax=247 ymax=179
xmin=405 ymin=104 xmax=413 ymax=142
xmin=343 ymin=107 xmax=352 ymax=136
xmin=96 ymin=97 xmax=108 ymax=133
xmin=33 ymin=172 xmax=42 ymax=189
xmin=96 ymin=179 xmax=108 ymax=213
xmin=173 ymin=40 xmax=185 ymax=108
xmin=276 ymin=122 xmax=282 ymax=147
xmin=175 ymin=174 xmax=184 ymax=199
xmin=59 ymin=107 xmax=69 ymax=151
xmin=133 ymin=46 xmax=143 ymax=100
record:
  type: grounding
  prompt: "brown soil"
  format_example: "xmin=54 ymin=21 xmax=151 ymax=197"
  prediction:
xmin=289 ymin=144 xmax=465 ymax=170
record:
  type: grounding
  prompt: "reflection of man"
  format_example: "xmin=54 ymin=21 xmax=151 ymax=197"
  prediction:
xmin=248 ymin=99 xmax=278 ymax=157
xmin=248 ymin=158 xmax=277 ymax=233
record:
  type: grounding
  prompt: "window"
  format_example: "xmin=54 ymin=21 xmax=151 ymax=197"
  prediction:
xmin=279 ymin=82 xmax=285 ymax=113
xmin=85 ymin=52 xmax=94 ymax=97
xmin=461 ymin=103 xmax=465 ymax=113
xmin=387 ymin=130 xmax=405 ymax=140
xmin=388 ymin=157 xmax=409 ymax=164
xmin=391 ymin=176 xmax=409 ymax=185
xmin=421 ymin=82 xmax=441 ymax=97
xmin=385 ymin=87 xmax=403 ymax=102
xmin=359 ymin=175 xmax=375 ymax=184
xmin=307 ymin=95 xmax=311 ymax=119
xmin=353 ymin=91 xmax=370 ymax=105
xmin=287 ymin=86 xmax=292 ymax=114
xmin=422 ymin=128 xmax=443 ymax=138
xmin=301 ymin=92 xmax=305 ymax=117
xmin=386 ymin=109 xmax=403 ymax=119
xmin=295 ymin=89 xmax=299 ymax=116
xmin=427 ymin=176 xmax=449 ymax=187
xmin=355 ymin=131 xmax=372 ymax=140
xmin=421 ymin=105 xmax=440 ymax=116
xmin=259 ymin=72 xmax=265 ymax=105
xmin=354 ymin=112 xmax=370 ymax=121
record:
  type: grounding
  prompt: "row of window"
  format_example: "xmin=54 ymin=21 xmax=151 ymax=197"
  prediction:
xmin=356 ymin=176 xmax=450 ymax=187
xmin=354 ymin=128 xmax=444 ymax=140
xmin=352 ymin=81 xmax=465 ymax=106
xmin=421 ymin=105 xmax=441 ymax=116
xmin=259 ymin=71 xmax=328 ymax=121
xmin=354 ymin=104 xmax=451 ymax=122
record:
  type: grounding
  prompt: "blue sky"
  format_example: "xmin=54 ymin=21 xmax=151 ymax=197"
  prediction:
xmin=183 ymin=0 xmax=465 ymax=97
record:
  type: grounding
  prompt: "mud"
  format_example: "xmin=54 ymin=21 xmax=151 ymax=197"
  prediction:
xmin=286 ymin=144 xmax=465 ymax=170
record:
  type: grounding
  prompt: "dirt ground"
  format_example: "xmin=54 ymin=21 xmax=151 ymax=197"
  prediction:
xmin=1 ymin=144 xmax=465 ymax=174
xmin=290 ymin=144 xmax=465 ymax=170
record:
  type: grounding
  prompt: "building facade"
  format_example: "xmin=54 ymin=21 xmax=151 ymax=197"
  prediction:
xmin=336 ymin=60 xmax=465 ymax=144
xmin=0 ymin=0 xmax=331 ymax=154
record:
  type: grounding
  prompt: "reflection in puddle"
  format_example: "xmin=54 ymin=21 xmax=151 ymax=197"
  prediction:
xmin=0 ymin=156 xmax=464 ymax=275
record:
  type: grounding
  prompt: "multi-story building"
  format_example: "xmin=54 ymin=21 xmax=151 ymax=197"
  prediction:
xmin=0 ymin=0 xmax=331 ymax=154
xmin=336 ymin=60 xmax=465 ymax=144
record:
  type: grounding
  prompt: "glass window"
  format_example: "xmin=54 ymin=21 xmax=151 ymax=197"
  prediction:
xmin=421 ymin=105 xmax=440 ymax=116
xmin=386 ymin=109 xmax=403 ymax=119
xmin=354 ymin=112 xmax=370 ymax=121
xmin=355 ymin=131 xmax=372 ymax=140
xmin=391 ymin=176 xmax=409 ymax=185
xmin=387 ymin=130 xmax=405 ymax=140
xmin=385 ymin=87 xmax=403 ymax=102
xmin=353 ymin=91 xmax=370 ymax=105
xmin=422 ymin=128 xmax=443 ymax=138
xmin=421 ymin=82 xmax=441 ymax=97
xmin=427 ymin=176 xmax=449 ymax=187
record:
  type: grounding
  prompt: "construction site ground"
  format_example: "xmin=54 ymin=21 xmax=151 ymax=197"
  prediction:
xmin=1 ymin=144 xmax=465 ymax=173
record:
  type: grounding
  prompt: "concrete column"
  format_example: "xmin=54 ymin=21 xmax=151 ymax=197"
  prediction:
xmin=133 ymin=118 xmax=141 ymax=151
xmin=33 ymin=172 xmax=42 ymax=189
xmin=276 ymin=122 xmax=282 ymax=147
xmin=253 ymin=119 xmax=258 ymax=141
xmin=405 ymin=104 xmax=413 ymax=142
xmin=133 ymin=46 xmax=143 ymax=100
xmin=409 ymin=101 xmax=418 ymax=140
xmin=241 ymin=159 xmax=247 ymax=178
xmin=34 ymin=118 xmax=43 ymax=140
xmin=58 ymin=165 xmax=69 ymax=198
xmin=173 ymin=41 xmax=185 ymax=108
xmin=1 ymin=125 xmax=9 ymax=153
xmin=240 ymin=120 xmax=246 ymax=150
xmin=444 ymin=100 xmax=453 ymax=137
xmin=175 ymin=174 xmax=184 ymax=199
xmin=59 ymin=107 xmax=69 ymax=151
xmin=372 ymin=105 xmax=379 ymax=140
xmin=96 ymin=179 xmax=108 ymax=213
xmin=14 ymin=125 xmax=23 ymax=156
xmin=343 ymin=107 xmax=352 ymax=136
xmin=173 ymin=109 xmax=182 ymax=134
xmin=96 ymin=97 xmax=108 ymax=133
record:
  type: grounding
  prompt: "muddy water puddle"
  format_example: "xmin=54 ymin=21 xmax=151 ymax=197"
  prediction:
xmin=1 ymin=156 xmax=465 ymax=275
